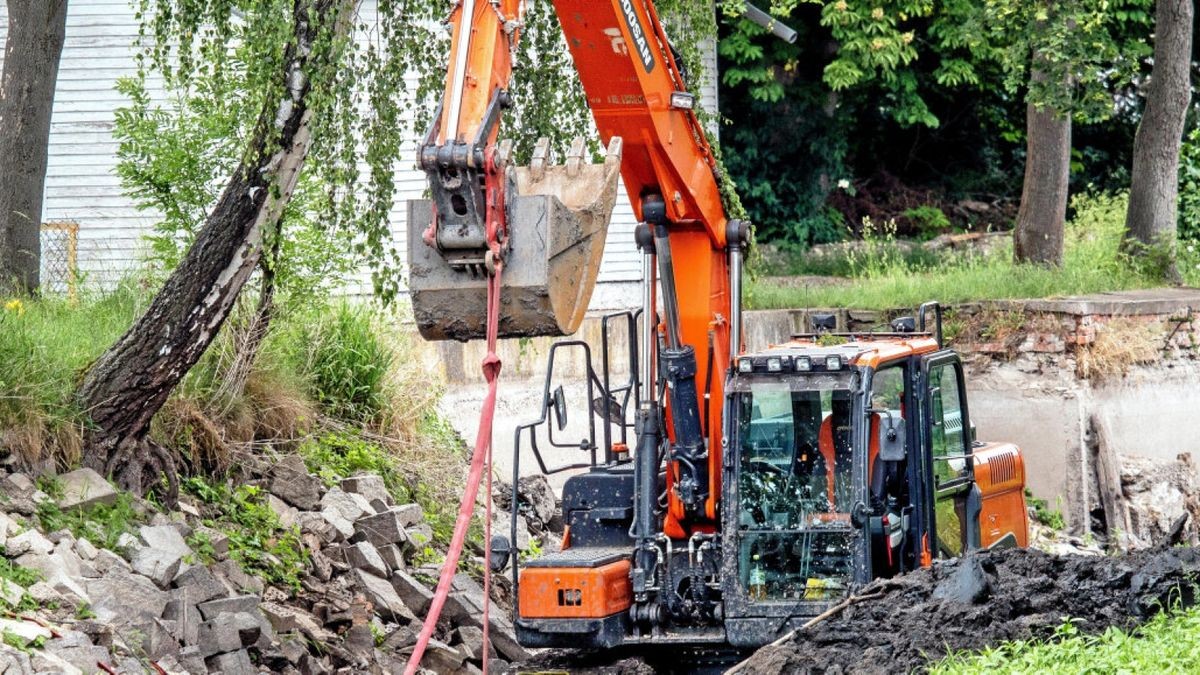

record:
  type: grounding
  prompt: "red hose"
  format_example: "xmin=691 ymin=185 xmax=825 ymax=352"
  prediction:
xmin=405 ymin=261 xmax=503 ymax=675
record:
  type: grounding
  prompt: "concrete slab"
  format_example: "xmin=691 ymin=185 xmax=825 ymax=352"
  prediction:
xmin=991 ymin=287 xmax=1200 ymax=316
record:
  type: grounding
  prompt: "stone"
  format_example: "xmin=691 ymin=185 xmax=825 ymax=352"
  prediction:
xmin=378 ymin=544 xmax=405 ymax=572
xmin=345 ymin=541 xmax=389 ymax=578
xmin=25 ymin=582 xmax=63 ymax=607
xmin=0 ymin=578 xmax=24 ymax=607
xmin=452 ymin=625 xmax=491 ymax=661
xmin=139 ymin=524 xmax=193 ymax=559
xmin=43 ymin=630 xmax=111 ymax=674
xmin=320 ymin=488 xmax=373 ymax=522
xmin=0 ymin=649 xmax=32 ymax=675
xmin=340 ymin=474 xmax=390 ymax=505
xmin=269 ymin=494 xmax=301 ymax=529
xmin=270 ymin=468 xmax=322 ymax=510
xmin=404 ymin=523 xmax=434 ymax=552
xmin=132 ymin=618 xmax=178 ymax=661
xmin=5 ymin=528 xmax=52 ymax=557
xmin=57 ymin=468 xmax=118 ymax=510
xmin=518 ymin=475 xmax=558 ymax=527
xmin=493 ymin=511 xmax=532 ymax=551
xmin=260 ymin=602 xmax=334 ymax=642
xmin=86 ymin=570 xmax=169 ymax=625
xmin=130 ymin=546 xmax=183 ymax=588
xmin=0 ymin=512 xmax=17 ymax=548
xmin=177 ymin=645 xmax=206 ymax=674
xmin=197 ymin=613 xmax=255 ymax=657
xmin=390 ymin=570 xmax=434 ymax=615
xmin=405 ymin=638 xmax=465 ymax=673
xmin=197 ymin=594 xmax=260 ymax=620
xmin=92 ymin=548 xmax=131 ymax=575
xmin=352 ymin=569 xmax=416 ymax=624
xmin=206 ymin=648 xmax=257 ymax=675
xmin=211 ymin=559 xmax=265 ymax=596
xmin=16 ymin=540 xmax=91 ymax=604
xmin=172 ymin=564 xmax=228 ymax=605
xmin=73 ymin=537 xmax=98 ymax=561
xmin=163 ymin=598 xmax=203 ymax=646
xmin=391 ymin=503 xmax=424 ymax=528
xmin=0 ymin=617 xmax=52 ymax=647
xmin=29 ymin=650 xmax=83 ymax=675
xmin=317 ymin=507 xmax=356 ymax=541
xmin=353 ymin=509 xmax=408 ymax=548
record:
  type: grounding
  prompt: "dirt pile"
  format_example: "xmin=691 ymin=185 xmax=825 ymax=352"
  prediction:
xmin=739 ymin=546 xmax=1200 ymax=674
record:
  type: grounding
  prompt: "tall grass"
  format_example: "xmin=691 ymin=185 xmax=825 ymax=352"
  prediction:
xmin=749 ymin=193 xmax=1200 ymax=310
xmin=0 ymin=284 xmax=144 ymax=463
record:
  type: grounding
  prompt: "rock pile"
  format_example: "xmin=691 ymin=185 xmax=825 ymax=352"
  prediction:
xmin=0 ymin=460 xmax=537 ymax=674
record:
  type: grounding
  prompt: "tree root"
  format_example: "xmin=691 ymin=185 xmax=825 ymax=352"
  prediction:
xmin=98 ymin=436 xmax=181 ymax=508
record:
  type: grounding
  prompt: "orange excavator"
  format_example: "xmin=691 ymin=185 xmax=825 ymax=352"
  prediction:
xmin=409 ymin=0 xmax=1029 ymax=654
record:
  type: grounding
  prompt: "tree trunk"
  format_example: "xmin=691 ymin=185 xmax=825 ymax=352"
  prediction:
xmin=75 ymin=0 xmax=352 ymax=499
xmin=0 ymin=0 xmax=69 ymax=293
xmin=1123 ymin=0 xmax=1194 ymax=282
xmin=1014 ymin=65 xmax=1071 ymax=267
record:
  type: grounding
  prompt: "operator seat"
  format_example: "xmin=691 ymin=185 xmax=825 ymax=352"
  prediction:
xmin=817 ymin=413 xmax=884 ymax=509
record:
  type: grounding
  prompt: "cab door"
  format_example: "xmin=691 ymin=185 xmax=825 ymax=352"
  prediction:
xmin=919 ymin=352 xmax=978 ymax=559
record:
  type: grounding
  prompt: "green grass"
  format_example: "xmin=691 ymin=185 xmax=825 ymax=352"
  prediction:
xmin=932 ymin=606 xmax=1200 ymax=674
xmin=749 ymin=193 xmax=1200 ymax=311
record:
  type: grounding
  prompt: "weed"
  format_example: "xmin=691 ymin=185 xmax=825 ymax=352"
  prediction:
xmin=182 ymin=477 xmax=309 ymax=592
xmin=35 ymin=492 xmax=144 ymax=552
xmin=74 ymin=603 xmax=97 ymax=620
xmin=1077 ymin=318 xmax=1162 ymax=380
xmin=1025 ymin=490 xmax=1066 ymax=531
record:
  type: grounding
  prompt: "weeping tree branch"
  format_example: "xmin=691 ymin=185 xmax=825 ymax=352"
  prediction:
xmin=75 ymin=0 xmax=357 ymax=500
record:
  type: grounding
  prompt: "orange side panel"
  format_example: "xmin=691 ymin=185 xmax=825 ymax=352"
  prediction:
xmin=974 ymin=442 xmax=1030 ymax=548
xmin=518 ymin=561 xmax=633 ymax=619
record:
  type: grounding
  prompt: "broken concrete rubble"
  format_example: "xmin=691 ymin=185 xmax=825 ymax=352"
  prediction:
xmin=0 ymin=457 xmax=527 ymax=675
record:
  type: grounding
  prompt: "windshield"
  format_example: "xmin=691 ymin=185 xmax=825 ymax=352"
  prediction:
xmin=733 ymin=373 xmax=857 ymax=602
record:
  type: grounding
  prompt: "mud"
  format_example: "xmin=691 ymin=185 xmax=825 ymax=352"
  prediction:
xmin=740 ymin=546 xmax=1200 ymax=674
xmin=519 ymin=547 xmax=1200 ymax=674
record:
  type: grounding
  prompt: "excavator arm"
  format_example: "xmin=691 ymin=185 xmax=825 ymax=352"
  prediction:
xmin=410 ymin=0 xmax=753 ymax=644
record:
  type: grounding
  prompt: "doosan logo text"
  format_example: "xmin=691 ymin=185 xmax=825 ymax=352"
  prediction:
xmin=619 ymin=0 xmax=656 ymax=73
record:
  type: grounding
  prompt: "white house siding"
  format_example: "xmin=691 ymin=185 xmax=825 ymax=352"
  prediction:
xmin=0 ymin=1 xmax=718 ymax=311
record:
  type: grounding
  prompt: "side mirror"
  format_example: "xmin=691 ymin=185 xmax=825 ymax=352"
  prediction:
xmin=552 ymin=385 xmax=568 ymax=431
xmin=592 ymin=394 xmax=625 ymax=424
xmin=877 ymin=414 xmax=906 ymax=462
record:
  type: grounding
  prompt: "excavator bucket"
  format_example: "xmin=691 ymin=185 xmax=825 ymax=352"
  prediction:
xmin=408 ymin=137 xmax=623 ymax=342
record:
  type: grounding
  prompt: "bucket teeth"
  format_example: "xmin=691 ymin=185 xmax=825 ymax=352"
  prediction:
xmin=408 ymin=136 xmax=624 ymax=342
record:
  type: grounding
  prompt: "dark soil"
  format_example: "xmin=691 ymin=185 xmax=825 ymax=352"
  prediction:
xmin=741 ymin=546 xmax=1200 ymax=674
xmin=521 ymin=547 xmax=1200 ymax=674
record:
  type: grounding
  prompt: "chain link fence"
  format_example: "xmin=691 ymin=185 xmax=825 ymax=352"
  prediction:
xmin=40 ymin=221 xmax=79 ymax=299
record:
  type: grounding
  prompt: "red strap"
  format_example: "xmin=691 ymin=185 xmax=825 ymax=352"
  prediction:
xmin=405 ymin=265 xmax=502 ymax=675
xmin=407 ymin=146 xmax=507 ymax=674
